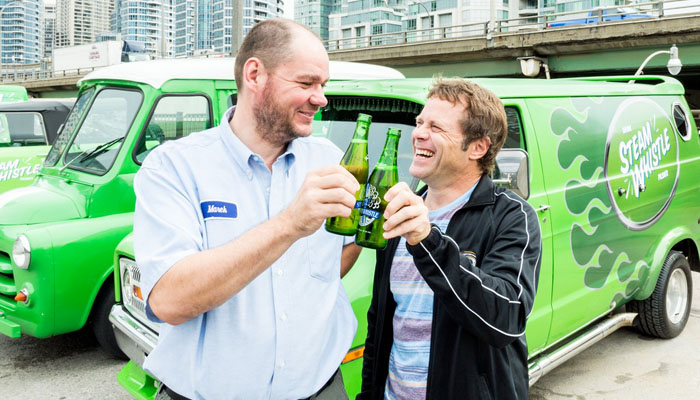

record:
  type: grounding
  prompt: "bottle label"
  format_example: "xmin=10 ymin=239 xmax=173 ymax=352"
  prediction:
xmin=359 ymin=184 xmax=381 ymax=226
xmin=355 ymin=200 xmax=363 ymax=208
xmin=360 ymin=208 xmax=381 ymax=220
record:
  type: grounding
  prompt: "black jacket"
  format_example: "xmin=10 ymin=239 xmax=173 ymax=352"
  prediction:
xmin=358 ymin=175 xmax=542 ymax=400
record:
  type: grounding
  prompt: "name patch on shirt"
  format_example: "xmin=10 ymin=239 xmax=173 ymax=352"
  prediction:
xmin=201 ymin=201 xmax=238 ymax=220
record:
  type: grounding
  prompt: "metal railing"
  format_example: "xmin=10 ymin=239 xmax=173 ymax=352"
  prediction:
xmin=323 ymin=0 xmax=697 ymax=51
xmin=0 ymin=66 xmax=101 ymax=84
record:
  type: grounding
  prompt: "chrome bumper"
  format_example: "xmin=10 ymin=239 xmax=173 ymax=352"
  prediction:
xmin=109 ymin=304 xmax=158 ymax=367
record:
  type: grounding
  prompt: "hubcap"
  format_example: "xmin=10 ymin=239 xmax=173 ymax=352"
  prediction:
xmin=666 ymin=267 xmax=689 ymax=325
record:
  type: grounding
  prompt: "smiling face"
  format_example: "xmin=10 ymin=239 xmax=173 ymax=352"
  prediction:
xmin=410 ymin=96 xmax=482 ymax=188
xmin=254 ymin=30 xmax=329 ymax=146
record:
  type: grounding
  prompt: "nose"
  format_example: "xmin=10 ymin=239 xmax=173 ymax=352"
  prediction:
xmin=310 ymin=84 xmax=328 ymax=108
xmin=412 ymin=124 xmax=429 ymax=142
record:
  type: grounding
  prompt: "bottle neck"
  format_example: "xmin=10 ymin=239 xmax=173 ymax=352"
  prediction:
xmin=352 ymin=122 xmax=370 ymax=142
xmin=377 ymin=134 xmax=400 ymax=166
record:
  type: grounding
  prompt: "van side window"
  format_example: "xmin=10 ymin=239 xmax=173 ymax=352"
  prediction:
xmin=503 ymin=106 xmax=525 ymax=150
xmin=135 ymin=95 xmax=212 ymax=163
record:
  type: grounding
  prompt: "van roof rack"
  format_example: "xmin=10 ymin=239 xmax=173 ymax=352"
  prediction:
xmin=565 ymin=75 xmax=674 ymax=85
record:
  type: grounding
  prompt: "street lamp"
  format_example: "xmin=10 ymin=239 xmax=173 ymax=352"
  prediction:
xmin=0 ymin=0 xmax=22 ymax=82
xmin=411 ymin=1 xmax=433 ymax=28
xmin=634 ymin=44 xmax=682 ymax=77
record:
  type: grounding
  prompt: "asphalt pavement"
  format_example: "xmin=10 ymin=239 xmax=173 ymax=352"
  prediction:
xmin=1 ymin=272 xmax=698 ymax=399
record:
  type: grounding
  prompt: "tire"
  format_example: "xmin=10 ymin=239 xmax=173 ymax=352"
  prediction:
xmin=628 ymin=251 xmax=693 ymax=339
xmin=91 ymin=281 xmax=128 ymax=360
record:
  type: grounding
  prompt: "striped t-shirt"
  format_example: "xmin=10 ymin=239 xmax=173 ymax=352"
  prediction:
xmin=384 ymin=186 xmax=475 ymax=399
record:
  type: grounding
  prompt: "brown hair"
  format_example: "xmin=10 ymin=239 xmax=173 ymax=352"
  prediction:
xmin=234 ymin=19 xmax=319 ymax=92
xmin=428 ymin=77 xmax=507 ymax=174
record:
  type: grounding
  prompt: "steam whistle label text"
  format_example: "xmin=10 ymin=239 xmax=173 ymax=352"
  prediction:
xmin=0 ymin=159 xmax=42 ymax=182
xmin=360 ymin=208 xmax=381 ymax=219
xmin=355 ymin=200 xmax=363 ymax=208
xmin=201 ymin=201 xmax=238 ymax=219
xmin=618 ymin=121 xmax=671 ymax=198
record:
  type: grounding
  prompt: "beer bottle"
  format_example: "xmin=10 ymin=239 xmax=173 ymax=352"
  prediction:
xmin=355 ymin=128 xmax=401 ymax=249
xmin=325 ymin=113 xmax=372 ymax=236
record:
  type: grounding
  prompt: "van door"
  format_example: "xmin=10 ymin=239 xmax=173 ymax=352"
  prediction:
xmin=525 ymin=95 xmax=684 ymax=346
xmin=501 ymin=101 xmax=553 ymax=355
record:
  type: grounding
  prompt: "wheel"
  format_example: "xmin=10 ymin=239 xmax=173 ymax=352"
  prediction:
xmin=628 ymin=251 xmax=693 ymax=339
xmin=91 ymin=281 xmax=128 ymax=360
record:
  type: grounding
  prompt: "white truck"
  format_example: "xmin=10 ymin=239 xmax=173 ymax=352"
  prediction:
xmin=52 ymin=40 xmax=150 ymax=74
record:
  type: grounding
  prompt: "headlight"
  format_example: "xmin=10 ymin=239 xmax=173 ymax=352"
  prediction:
xmin=119 ymin=257 xmax=144 ymax=308
xmin=121 ymin=266 xmax=134 ymax=305
xmin=12 ymin=235 xmax=31 ymax=270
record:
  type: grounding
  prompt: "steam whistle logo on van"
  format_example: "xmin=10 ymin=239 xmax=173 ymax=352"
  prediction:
xmin=359 ymin=184 xmax=381 ymax=226
xmin=0 ymin=158 xmax=42 ymax=182
xmin=201 ymin=201 xmax=238 ymax=219
xmin=604 ymin=98 xmax=680 ymax=231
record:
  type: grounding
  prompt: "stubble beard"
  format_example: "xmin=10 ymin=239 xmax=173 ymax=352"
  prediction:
xmin=255 ymin=85 xmax=307 ymax=147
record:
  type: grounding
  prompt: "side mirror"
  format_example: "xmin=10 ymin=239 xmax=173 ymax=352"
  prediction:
xmin=492 ymin=149 xmax=530 ymax=199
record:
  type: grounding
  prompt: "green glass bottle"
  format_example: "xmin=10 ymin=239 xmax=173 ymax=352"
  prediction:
xmin=355 ymin=128 xmax=401 ymax=249
xmin=325 ymin=113 xmax=372 ymax=236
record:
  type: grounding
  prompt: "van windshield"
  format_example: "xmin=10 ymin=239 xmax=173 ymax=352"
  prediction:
xmin=45 ymin=88 xmax=94 ymax=166
xmin=61 ymin=88 xmax=142 ymax=174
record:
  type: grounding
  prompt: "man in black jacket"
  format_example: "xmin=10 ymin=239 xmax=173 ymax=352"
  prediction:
xmin=359 ymin=78 xmax=541 ymax=399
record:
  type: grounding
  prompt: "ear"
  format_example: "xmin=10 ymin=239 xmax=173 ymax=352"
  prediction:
xmin=242 ymin=57 xmax=268 ymax=95
xmin=468 ymin=136 xmax=492 ymax=160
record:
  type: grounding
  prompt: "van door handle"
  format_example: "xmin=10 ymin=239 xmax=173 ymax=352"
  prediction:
xmin=535 ymin=205 xmax=551 ymax=212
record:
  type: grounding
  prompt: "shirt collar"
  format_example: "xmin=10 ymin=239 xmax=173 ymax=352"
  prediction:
xmin=220 ymin=106 xmax=297 ymax=177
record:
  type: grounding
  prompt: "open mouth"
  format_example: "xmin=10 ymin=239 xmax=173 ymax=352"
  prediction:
xmin=415 ymin=149 xmax=435 ymax=159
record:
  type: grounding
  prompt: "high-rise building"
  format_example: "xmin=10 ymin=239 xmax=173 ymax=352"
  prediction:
xmin=295 ymin=0 xmax=339 ymax=41
xmin=0 ymin=0 xmax=43 ymax=69
xmin=241 ymin=0 xmax=284 ymax=36
xmin=55 ymin=0 xmax=114 ymax=48
xmin=44 ymin=1 xmax=56 ymax=58
xmin=112 ymin=0 xmax=174 ymax=57
xmin=327 ymin=0 xmax=512 ymax=47
xmin=328 ymin=0 xmax=406 ymax=47
xmin=170 ymin=0 xmax=283 ymax=58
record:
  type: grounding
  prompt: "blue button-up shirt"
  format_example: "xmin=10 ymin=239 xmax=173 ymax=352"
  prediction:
xmin=133 ymin=107 xmax=357 ymax=400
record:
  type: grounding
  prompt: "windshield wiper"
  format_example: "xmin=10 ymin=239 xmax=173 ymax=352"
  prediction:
xmin=59 ymin=136 xmax=126 ymax=172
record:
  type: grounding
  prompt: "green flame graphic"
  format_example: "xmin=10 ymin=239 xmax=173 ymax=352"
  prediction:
xmin=550 ymin=97 xmax=649 ymax=304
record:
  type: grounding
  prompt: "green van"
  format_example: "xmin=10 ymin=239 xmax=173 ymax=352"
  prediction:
xmin=0 ymin=98 xmax=75 ymax=194
xmin=0 ymin=85 xmax=28 ymax=104
xmin=109 ymin=75 xmax=698 ymax=398
xmin=0 ymin=59 xmax=404 ymax=357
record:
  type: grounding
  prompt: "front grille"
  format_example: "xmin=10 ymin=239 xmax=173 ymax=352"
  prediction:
xmin=0 ymin=251 xmax=17 ymax=302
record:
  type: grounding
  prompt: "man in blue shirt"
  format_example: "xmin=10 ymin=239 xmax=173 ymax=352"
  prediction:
xmin=134 ymin=19 xmax=361 ymax=399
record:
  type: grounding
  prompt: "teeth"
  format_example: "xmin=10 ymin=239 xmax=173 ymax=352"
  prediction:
xmin=416 ymin=149 xmax=434 ymax=157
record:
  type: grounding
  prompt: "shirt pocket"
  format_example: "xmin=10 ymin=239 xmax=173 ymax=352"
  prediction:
xmin=304 ymin=228 xmax=343 ymax=282
xmin=203 ymin=218 xmax=242 ymax=249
